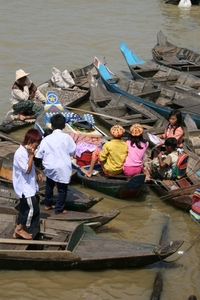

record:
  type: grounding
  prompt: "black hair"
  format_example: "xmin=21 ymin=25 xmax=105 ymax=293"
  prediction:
xmin=188 ymin=296 xmax=197 ymax=300
xmin=164 ymin=137 xmax=177 ymax=150
xmin=50 ymin=113 xmax=65 ymax=130
xmin=127 ymin=134 xmax=147 ymax=149
xmin=167 ymin=109 xmax=183 ymax=134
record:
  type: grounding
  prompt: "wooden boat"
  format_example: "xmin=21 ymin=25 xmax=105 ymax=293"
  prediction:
xmin=0 ymin=63 xmax=96 ymax=134
xmin=120 ymin=41 xmax=200 ymax=91
xmin=0 ymin=118 xmax=35 ymax=134
xmin=0 ymin=194 xmax=119 ymax=230
xmin=0 ymin=176 xmax=104 ymax=212
xmin=38 ymin=63 xmax=97 ymax=107
xmin=35 ymin=90 xmax=103 ymax=138
xmin=77 ymin=165 xmax=146 ymax=199
xmin=0 ymin=216 xmax=184 ymax=270
xmin=39 ymin=207 xmax=120 ymax=229
xmin=149 ymin=147 xmax=200 ymax=211
xmin=184 ymin=113 xmax=200 ymax=156
xmin=88 ymin=72 xmax=168 ymax=135
xmin=152 ymin=31 xmax=200 ymax=78
xmin=94 ymin=57 xmax=200 ymax=128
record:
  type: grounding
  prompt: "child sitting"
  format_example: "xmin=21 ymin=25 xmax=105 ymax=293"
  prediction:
xmin=151 ymin=109 xmax=184 ymax=158
xmin=144 ymin=137 xmax=179 ymax=180
xmin=123 ymin=124 xmax=149 ymax=176
xmin=81 ymin=125 xmax=128 ymax=177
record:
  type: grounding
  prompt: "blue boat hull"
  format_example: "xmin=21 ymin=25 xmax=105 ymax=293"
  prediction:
xmin=94 ymin=57 xmax=200 ymax=128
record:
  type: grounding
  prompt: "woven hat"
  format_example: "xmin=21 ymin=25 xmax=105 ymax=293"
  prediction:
xmin=110 ymin=125 xmax=125 ymax=138
xmin=15 ymin=69 xmax=30 ymax=81
xmin=130 ymin=124 xmax=143 ymax=136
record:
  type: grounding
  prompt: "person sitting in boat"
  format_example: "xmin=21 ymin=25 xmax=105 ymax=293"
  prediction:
xmin=144 ymin=137 xmax=179 ymax=180
xmin=151 ymin=110 xmax=184 ymax=158
xmin=122 ymin=124 xmax=149 ymax=177
xmin=81 ymin=125 xmax=128 ymax=177
xmin=10 ymin=69 xmax=46 ymax=121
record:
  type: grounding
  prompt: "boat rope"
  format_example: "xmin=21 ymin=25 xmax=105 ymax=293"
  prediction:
xmin=166 ymin=232 xmax=200 ymax=265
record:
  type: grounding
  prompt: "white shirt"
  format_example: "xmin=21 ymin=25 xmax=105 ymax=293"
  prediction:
xmin=12 ymin=145 xmax=39 ymax=198
xmin=35 ymin=129 xmax=76 ymax=183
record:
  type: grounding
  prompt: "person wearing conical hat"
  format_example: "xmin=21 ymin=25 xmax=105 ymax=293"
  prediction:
xmin=81 ymin=125 xmax=128 ymax=178
xmin=123 ymin=124 xmax=149 ymax=177
xmin=10 ymin=69 xmax=46 ymax=121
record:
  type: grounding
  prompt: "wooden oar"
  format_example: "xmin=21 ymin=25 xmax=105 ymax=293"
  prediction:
xmin=65 ymin=106 xmax=153 ymax=129
xmin=160 ymin=183 xmax=200 ymax=201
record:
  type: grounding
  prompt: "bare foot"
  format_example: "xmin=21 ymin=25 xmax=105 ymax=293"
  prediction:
xmin=81 ymin=167 xmax=92 ymax=178
xmin=145 ymin=175 xmax=151 ymax=182
xmin=18 ymin=114 xmax=26 ymax=121
xmin=13 ymin=230 xmax=32 ymax=240
xmin=44 ymin=205 xmax=55 ymax=211
xmin=55 ymin=210 xmax=67 ymax=214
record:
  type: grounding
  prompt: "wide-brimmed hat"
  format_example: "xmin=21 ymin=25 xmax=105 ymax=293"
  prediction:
xmin=15 ymin=69 xmax=30 ymax=81
xmin=110 ymin=125 xmax=125 ymax=138
xmin=130 ymin=124 xmax=143 ymax=136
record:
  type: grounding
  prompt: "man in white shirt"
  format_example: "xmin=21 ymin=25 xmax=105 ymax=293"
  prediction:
xmin=35 ymin=113 xmax=76 ymax=214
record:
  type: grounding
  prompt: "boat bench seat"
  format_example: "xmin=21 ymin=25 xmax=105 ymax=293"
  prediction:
xmin=135 ymin=90 xmax=161 ymax=98
xmin=175 ymin=84 xmax=196 ymax=92
xmin=177 ymin=178 xmax=191 ymax=189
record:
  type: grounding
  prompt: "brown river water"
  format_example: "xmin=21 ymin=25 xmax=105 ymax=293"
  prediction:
xmin=0 ymin=1 xmax=200 ymax=299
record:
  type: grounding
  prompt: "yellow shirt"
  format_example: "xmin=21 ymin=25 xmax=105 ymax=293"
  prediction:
xmin=99 ymin=139 xmax=128 ymax=175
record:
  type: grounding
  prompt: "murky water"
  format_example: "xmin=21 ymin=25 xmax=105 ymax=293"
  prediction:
xmin=0 ymin=1 xmax=200 ymax=299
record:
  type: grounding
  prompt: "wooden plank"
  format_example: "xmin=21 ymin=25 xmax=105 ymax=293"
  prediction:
xmin=0 ymin=238 xmax=68 ymax=246
xmin=44 ymin=232 xmax=67 ymax=251
xmin=0 ymin=224 xmax=16 ymax=250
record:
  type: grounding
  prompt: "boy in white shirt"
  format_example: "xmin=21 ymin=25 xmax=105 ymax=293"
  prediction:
xmin=13 ymin=129 xmax=43 ymax=239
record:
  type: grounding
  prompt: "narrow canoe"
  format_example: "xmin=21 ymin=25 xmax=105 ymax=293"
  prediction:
xmin=88 ymin=72 xmax=168 ymax=135
xmin=0 ymin=220 xmax=184 ymax=270
xmin=152 ymin=31 xmax=200 ymax=77
xmin=120 ymin=41 xmax=200 ymax=91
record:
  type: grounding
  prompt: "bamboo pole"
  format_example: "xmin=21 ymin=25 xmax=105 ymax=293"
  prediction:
xmin=65 ymin=106 xmax=153 ymax=129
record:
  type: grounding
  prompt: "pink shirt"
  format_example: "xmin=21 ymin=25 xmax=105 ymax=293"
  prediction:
xmin=159 ymin=125 xmax=183 ymax=148
xmin=123 ymin=140 xmax=149 ymax=168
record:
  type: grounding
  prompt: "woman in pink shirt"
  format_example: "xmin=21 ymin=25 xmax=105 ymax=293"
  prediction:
xmin=123 ymin=124 xmax=149 ymax=176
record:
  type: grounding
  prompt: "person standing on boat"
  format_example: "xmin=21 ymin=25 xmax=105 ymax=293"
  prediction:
xmin=123 ymin=124 xmax=149 ymax=177
xmin=151 ymin=110 xmax=184 ymax=158
xmin=81 ymin=125 xmax=128 ymax=177
xmin=35 ymin=113 xmax=76 ymax=214
xmin=13 ymin=129 xmax=43 ymax=240
xmin=10 ymin=69 xmax=46 ymax=121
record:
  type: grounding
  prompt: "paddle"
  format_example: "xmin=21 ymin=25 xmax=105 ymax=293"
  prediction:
xmin=65 ymin=106 xmax=153 ymax=129
xmin=160 ymin=183 xmax=200 ymax=201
